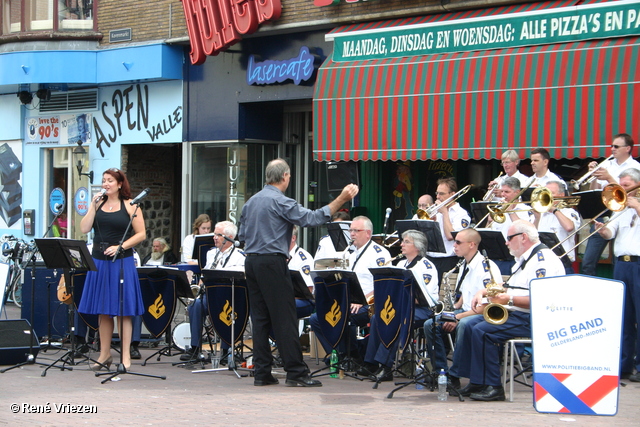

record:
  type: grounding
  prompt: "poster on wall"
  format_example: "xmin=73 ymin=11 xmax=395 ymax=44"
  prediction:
xmin=24 ymin=113 xmax=93 ymax=146
xmin=0 ymin=141 xmax=23 ymax=229
xmin=62 ymin=113 xmax=92 ymax=145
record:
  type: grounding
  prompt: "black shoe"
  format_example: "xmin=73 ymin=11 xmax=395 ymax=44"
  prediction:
xmin=373 ymin=366 xmax=393 ymax=382
xmin=130 ymin=348 xmax=141 ymax=360
xmin=457 ymin=382 xmax=485 ymax=397
xmin=254 ymin=376 xmax=279 ymax=386
xmin=285 ymin=375 xmax=323 ymax=387
xmin=621 ymin=372 xmax=632 ymax=380
xmin=470 ymin=385 xmax=506 ymax=401
xmin=629 ymin=373 xmax=640 ymax=382
xmin=180 ymin=347 xmax=200 ymax=361
xmin=356 ymin=362 xmax=379 ymax=377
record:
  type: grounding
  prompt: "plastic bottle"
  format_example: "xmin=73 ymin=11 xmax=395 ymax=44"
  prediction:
xmin=415 ymin=364 xmax=425 ymax=390
xmin=437 ymin=369 xmax=448 ymax=401
xmin=329 ymin=350 xmax=338 ymax=378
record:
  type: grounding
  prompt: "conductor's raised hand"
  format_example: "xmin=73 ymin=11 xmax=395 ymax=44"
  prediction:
xmin=342 ymin=183 xmax=359 ymax=200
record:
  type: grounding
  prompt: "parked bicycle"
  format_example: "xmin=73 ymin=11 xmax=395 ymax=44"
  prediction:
xmin=1 ymin=235 xmax=35 ymax=308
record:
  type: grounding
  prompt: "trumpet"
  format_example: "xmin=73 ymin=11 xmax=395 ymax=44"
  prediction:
xmin=481 ymin=250 xmax=509 ymax=325
xmin=553 ymin=182 xmax=640 ymax=258
xmin=482 ymin=172 xmax=504 ymax=201
xmin=416 ymin=185 xmax=473 ymax=220
xmin=570 ymin=155 xmax=614 ymax=190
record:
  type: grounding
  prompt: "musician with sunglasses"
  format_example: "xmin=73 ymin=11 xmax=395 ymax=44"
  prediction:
xmin=594 ymin=168 xmax=640 ymax=381
xmin=454 ymin=220 xmax=564 ymax=401
xmin=425 ymin=228 xmax=501 ymax=390
xmin=583 ymin=133 xmax=640 ymax=277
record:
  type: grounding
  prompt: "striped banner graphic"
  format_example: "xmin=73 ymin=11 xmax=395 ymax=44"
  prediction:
xmin=534 ymin=372 xmax=619 ymax=415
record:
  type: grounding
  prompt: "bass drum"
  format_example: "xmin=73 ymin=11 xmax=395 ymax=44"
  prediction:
xmin=172 ymin=322 xmax=191 ymax=351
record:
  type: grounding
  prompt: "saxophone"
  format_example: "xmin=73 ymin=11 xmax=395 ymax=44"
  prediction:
xmin=435 ymin=258 xmax=465 ymax=322
xmin=481 ymin=250 xmax=509 ymax=325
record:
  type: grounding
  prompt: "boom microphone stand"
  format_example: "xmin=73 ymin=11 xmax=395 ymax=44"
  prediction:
xmin=96 ymin=195 xmax=166 ymax=383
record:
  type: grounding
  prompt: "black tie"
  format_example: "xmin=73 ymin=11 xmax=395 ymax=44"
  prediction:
xmin=457 ymin=265 xmax=470 ymax=287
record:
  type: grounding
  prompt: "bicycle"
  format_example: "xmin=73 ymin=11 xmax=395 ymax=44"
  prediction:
xmin=1 ymin=235 xmax=31 ymax=308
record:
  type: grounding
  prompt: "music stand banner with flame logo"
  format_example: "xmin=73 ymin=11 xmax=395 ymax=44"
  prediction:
xmin=313 ymin=274 xmax=349 ymax=349
xmin=139 ymin=276 xmax=177 ymax=338
xmin=205 ymin=282 xmax=250 ymax=347
xmin=373 ymin=271 xmax=414 ymax=349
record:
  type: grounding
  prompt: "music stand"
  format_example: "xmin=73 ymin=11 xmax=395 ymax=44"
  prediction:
xmin=137 ymin=266 xmax=191 ymax=365
xmin=192 ymin=233 xmax=216 ymax=270
xmin=290 ymin=270 xmax=315 ymax=302
xmin=193 ymin=269 xmax=251 ymax=378
xmin=573 ymin=190 xmax=608 ymax=219
xmin=395 ymin=220 xmax=445 ymax=253
xmin=454 ymin=229 xmax=513 ymax=261
xmin=310 ymin=269 xmax=366 ymax=380
xmin=327 ymin=221 xmax=351 ymax=252
xmin=538 ymin=231 xmax=573 ymax=270
xmin=470 ymin=202 xmax=493 ymax=228
xmin=33 ymin=238 xmax=96 ymax=376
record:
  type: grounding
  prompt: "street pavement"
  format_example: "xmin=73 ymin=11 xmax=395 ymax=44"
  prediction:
xmin=1 ymin=304 xmax=639 ymax=426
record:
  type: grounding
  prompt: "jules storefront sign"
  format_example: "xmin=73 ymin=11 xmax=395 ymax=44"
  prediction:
xmin=182 ymin=0 xmax=282 ymax=65
xmin=329 ymin=0 xmax=640 ymax=62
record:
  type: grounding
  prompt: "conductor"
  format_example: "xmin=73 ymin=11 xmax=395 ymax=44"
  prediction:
xmin=238 ymin=158 xmax=358 ymax=387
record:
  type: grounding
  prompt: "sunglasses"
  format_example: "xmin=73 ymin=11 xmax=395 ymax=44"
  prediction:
xmin=506 ymin=232 xmax=523 ymax=242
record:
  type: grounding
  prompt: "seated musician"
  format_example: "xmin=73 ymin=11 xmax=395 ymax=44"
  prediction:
xmin=426 ymin=177 xmax=471 ymax=279
xmin=314 ymin=211 xmax=351 ymax=260
xmin=309 ymin=215 xmax=391 ymax=361
xmin=424 ymin=228 xmax=501 ymax=389
xmin=411 ymin=194 xmax=434 ymax=219
xmin=358 ymin=229 xmax=438 ymax=381
xmin=453 ymin=220 xmax=564 ymax=401
xmin=488 ymin=177 xmax=534 ymax=275
xmin=532 ymin=180 xmax=581 ymax=274
xmin=288 ymin=226 xmax=315 ymax=318
xmin=181 ymin=221 xmax=245 ymax=362
xmin=142 ymin=237 xmax=179 ymax=266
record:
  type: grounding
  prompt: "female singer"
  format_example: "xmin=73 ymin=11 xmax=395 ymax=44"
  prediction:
xmin=181 ymin=213 xmax=212 ymax=264
xmin=78 ymin=168 xmax=146 ymax=370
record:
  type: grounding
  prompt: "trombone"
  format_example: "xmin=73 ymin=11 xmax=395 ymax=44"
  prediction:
xmin=488 ymin=186 xmax=580 ymax=224
xmin=553 ymin=182 xmax=639 ymax=258
xmin=415 ymin=184 xmax=473 ymax=220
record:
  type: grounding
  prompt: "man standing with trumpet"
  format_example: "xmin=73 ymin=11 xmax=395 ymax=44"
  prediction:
xmin=594 ymin=168 xmax=640 ymax=381
xmin=453 ymin=220 xmax=564 ymax=401
xmin=582 ymin=133 xmax=640 ymax=277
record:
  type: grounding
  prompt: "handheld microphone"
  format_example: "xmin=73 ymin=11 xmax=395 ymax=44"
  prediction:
xmin=222 ymin=235 xmax=240 ymax=247
xmin=130 ymin=188 xmax=150 ymax=205
xmin=383 ymin=207 xmax=392 ymax=233
xmin=94 ymin=188 xmax=107 ymax=203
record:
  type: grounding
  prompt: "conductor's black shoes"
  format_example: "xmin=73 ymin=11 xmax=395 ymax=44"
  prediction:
xmin=457 ymin=382 xmax=485 ymax=397
xmin=469 ymin=385 xmax=506 ymax=401
xmin=180 ymin=347 xmax=200 ymax=361
xmin=285 ymin=375 xmax=323 ymax=387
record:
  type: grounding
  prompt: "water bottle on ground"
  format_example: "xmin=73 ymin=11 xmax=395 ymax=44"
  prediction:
xmin=438 ymin=369 xmax=448 ymax=401
xmin=329 ymin=350 xmax=338 ymax=378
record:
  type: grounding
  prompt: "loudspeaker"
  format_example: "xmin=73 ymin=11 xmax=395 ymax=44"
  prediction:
xmin=327 ymin=161 xmax=359 ymax=191
xmin=21 ymin=268 xmax=69 ymax=340
xmin=0 ymin=319 xmax=40 ymax=365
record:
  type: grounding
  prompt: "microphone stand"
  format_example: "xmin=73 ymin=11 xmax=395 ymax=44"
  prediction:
xmin=96 ymin=201 xmax=166 ymax=383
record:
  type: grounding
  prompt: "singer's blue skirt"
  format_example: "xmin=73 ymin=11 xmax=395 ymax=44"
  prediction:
xmin=78 ymin=256 xmax=144 ymax=317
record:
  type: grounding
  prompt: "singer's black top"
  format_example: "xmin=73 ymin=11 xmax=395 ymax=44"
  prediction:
xmin=91 ymin=199 xmax=134 ymax=260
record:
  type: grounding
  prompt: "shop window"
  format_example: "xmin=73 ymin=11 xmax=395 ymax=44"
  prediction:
xmin=1 ymin=0 xmax=94 ymax=33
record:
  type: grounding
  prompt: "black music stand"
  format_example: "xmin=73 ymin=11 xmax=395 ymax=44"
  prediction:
xmin=455 ymin=229 xmax=513 ymax=261
xmin=327 ymin=221 xmax=351 ymax=252
xmin=193 ymin=269 xmax=251 ymax=378
xmin=32 ymin=238 xmax=96 ymax=376
xmin=310 ymin=269 xmax=367 ymax=380
xmin=192 ymin=233 xmax=216 ymax=270
xmin=290 ymin=270 xmax=315 ymax=302
xmin=137 ymin=266 xmax=191 ymax=365
xmin=573 ymin=190 xmax=608 ymax=219
xmin=395 ymin=220 xmax=445 ymax=253
xmin=470 ymin=201 xmax=494 ymax=228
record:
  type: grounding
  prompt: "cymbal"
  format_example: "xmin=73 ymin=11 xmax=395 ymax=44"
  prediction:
xmin=314 ymin=258 xmax=342 ymax=270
